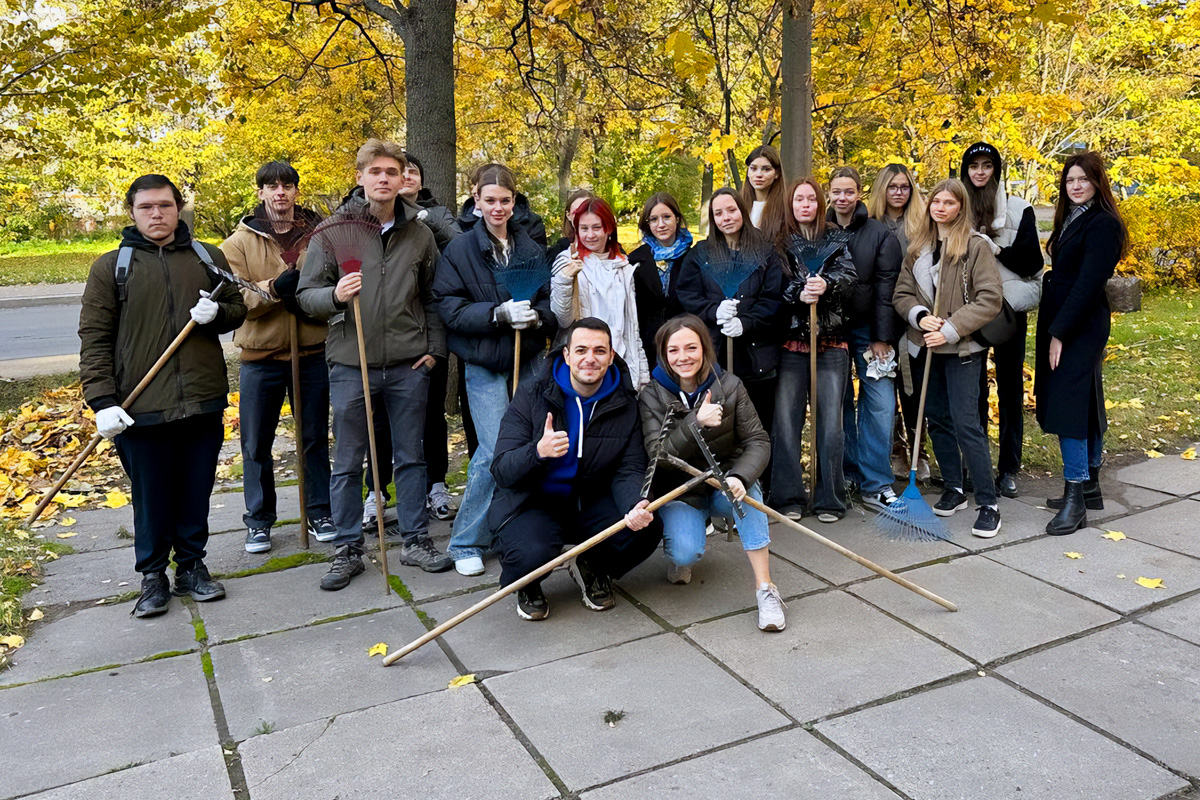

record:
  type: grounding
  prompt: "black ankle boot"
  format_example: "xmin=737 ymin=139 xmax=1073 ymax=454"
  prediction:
xmin=1047 ymin=481 xmax=1088 ymax=535
xmin=1047 ymin=466 xmax=1104 ymax=511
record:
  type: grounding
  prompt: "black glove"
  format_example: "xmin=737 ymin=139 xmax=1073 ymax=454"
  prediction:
xmin=271 ymin=268 xmax=303 ymax=316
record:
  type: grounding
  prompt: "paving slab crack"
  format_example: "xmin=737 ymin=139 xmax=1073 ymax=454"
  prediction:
xmin=186 ymin=598 xmax=250 ymax=798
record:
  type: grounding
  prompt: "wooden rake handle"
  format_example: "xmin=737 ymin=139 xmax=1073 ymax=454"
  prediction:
xmin=289 ymin=315 xmax=309 ymax=550
xmin=664 ymin=456 xmax=957 ymax=612
xmin=383 ymin=468 xmax=715 ymax=666
xmin=353 ymin=295 xmax=390 ymax=594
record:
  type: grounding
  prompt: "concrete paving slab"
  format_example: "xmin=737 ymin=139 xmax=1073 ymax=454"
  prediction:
xmin=686 ymin=590 xmax=971 ymax=721
xmin=1138 ymin=594 xmax=1200 ymax=646
xmin=195 ymin=563 xmax=404 ymax=643
xmin=767 ymin=514 xmax=961 ymax=585
xmin=24 ymin=746 xmax=232 ymax=800
xmin=238 ymin=685 xmax=558 ymax=800
xmin=849 ymin=556 xmax=1120 ymax=663
xmin=23 ymin=546 xmax=139 ymax=608
xmin=1120 ymin=484 xmax=1179 ymax=511
xmin=987 ymin=531 xmax=1200 ymax=613
xmin=579 ymin=728 xmax=896 ymax=800
xmin=1109 ymin=499 xmax=1200 ymax=559
xmin=0 ymin=602 xmax=197 ymax=686
xmin=40 ymin=505 xmax=134 ymax=552
xmin=485 ymin=634 xmax=789 ymax=791
xmin=211 ymin=607 xmax=456 ymax=740
xmin=420 ymin=569 xmax=662 ymax=674
xmin=0 ymin=655 xmax=218 ymax=800
xmin=818 ymin=677 xmax=1188 ymax=800
xmin=1000 ymin=624 xmax=1200 ymax=778
xmin=617 ymin=537 xmax=826 ymax=627
xmin=203 ymin=523 xmax=329 ymax=578
xmin=1116 ymin=457 xmax=1200 ymax=497
xmin=387 ymin=551 xmax=496 ymax=603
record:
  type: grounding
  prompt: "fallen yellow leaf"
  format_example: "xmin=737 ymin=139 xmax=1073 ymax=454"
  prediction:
xmin=367 ymin=642 xmax=388 ymax=658
xmin=448 ymin=674 xmax=477 ymax=689
xmin=28 ymin=608 xmax=44 ymax=621
xmin=1182 ymin=447 xmax=1196 ymax=461
xmin=1102 ymin=530 xmax=1126 ymax=541
xmin=101 ymin=490 xmax=129 ymax=508
xmin=1064 ymin=552 xmax=1084 ymax=559
xmin=1145 ymin=450 xmax=1164 ymax=459
xmin=1135 ymin=576 xmax=1165 ymax=589
xmin=0 ymin=635 xmax=25 ymax=649
xmin=56 ymin=531 xmax=77 ymax=539
xmin=58 ymin=517 xmax=76 ymax=527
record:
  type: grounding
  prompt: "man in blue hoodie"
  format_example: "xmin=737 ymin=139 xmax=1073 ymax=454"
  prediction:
xmin=489 ymin=318 xmax=660 ymax=620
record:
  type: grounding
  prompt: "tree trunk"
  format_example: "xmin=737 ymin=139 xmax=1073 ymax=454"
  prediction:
xmin=780 ymin=0 xmax=812 ymax=180
xmin=395 ymin=0 xmax=457 ymax=206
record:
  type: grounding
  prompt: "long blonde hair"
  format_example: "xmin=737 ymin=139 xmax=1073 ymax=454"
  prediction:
xmin=868 ymin=164 xmax=926 ymax=244
xmin=906 ymin=179 xmax=974 ymax=268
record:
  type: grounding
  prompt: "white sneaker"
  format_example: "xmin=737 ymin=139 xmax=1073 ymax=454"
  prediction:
xmin=861 ymin=487 xmax=899 ymax=513
xmin=362 ymin=491 xmax=379 ymax=529
xmin=455 ymin=556 xmax=485 ymax=577
xmin=756 ymin=583 xmax=787 ymax=632
xmin=666 ymin=561 xmax=692 ymax=585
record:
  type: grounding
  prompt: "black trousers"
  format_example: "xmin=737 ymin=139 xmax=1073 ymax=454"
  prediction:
xmin=497 ymin=493 xmax=662 ymax=588
xmin=367 ymin=356 xmax=450 ymax=492
xmin=115 ymin=411 xmax=224 ymax=575
xmin=976 ymin=312 xmax=1027 ymax=476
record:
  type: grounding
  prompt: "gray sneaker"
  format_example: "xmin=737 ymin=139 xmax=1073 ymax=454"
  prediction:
xmin=428 ymin=482 xmax=455 ymax=521
xmin=756 ymin=583 xmax=787 ymax=632
xmin=320 ymin=545 xmax=365 ymax=591
xmin=397 ymin=538 xmax=453 ymax=573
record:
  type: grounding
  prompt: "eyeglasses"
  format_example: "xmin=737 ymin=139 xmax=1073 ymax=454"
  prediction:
xmin=887 ymin=184 xmax=912 ymax=194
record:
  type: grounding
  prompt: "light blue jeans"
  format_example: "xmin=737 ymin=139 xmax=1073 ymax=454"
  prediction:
xmin=658 ymin=483 xmax=769 ymax=566
xmin=447 ymin=360 xmax=535 ymax=560
xmin=1060 ymin=433 xmax=1104 ymax=483
xmin=842 ymin=324 xmax=897 ymax=495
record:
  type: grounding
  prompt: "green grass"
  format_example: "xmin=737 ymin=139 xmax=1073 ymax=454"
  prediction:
xmin=0 ymin=239 xmax=115 ymax=286
xmin=1016 ymin=288 xmax=1200 ymax=470
xmin=0 ymin=520 xmax=62 ymax=641
xmin=214 ymin=551 xmax=328 ymax=580
xmin=192 ymin=618 xmax=208 ymax=644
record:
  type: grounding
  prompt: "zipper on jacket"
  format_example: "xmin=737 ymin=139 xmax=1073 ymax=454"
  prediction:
xmin=160 ymin=248 xmax=187 ymax=408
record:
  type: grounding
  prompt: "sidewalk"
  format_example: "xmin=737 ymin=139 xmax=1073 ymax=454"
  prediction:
xmin=2 ymin=456 xmax=1199 ymax=799
xmin=0 ymin=282 xmax=85 ymax=309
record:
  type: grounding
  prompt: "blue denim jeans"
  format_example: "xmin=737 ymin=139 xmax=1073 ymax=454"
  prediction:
xmin=447 ymin=359 xmax=537 ymax=560
xmin=328 ymin=361 xmax=429 ymax=547
xmin=842 ymin=324 xmax=897 ymax=494
xmin=771 ymin=348 xmax=849 ymax=514
xmin=239 ymin=355 xmax=331 ymax=528
xmin=1059 ymin=434 xmax=1103 ymax=482
xmin=658 ymin=483 xmax=769 ymax=566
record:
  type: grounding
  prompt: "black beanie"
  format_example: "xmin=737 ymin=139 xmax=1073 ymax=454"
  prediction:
xmin=960 ymin=142 xmax=1003 ymax=180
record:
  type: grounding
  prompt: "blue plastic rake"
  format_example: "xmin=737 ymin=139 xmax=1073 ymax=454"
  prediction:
xmin=704 ymin=249 xmax=760 ymax=368
xmin=492 ymin=246 xmax=551 ymax=393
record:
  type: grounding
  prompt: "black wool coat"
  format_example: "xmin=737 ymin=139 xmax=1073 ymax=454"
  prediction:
xmin=488 ymin=358 xmax=647 ymax=534
xmin=674 ymin=241 xmax=785 ymax=381
xmin=628 ymin=241 xmax=691 ymax=368
xmin=1034 ymin=205 xmax=1123 ymax=439
xmin=432 ymin=220 xmax=557 ymax=374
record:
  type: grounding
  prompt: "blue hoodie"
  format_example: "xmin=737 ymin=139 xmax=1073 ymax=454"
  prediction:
xmin=650 ymin=362 xmax=720 ymax=410
xmin=543 ymin=356 xmax=622 ymax=496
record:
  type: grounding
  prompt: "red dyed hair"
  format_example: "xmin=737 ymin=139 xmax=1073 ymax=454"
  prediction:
xmin=570 ymin=197 xmax=623 ymax=259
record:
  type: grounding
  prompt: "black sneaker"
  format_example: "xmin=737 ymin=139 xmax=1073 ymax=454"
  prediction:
xmin=307 ymin=516 xmax=337 ymax=542
xmin=971 ymin=506 xmax=1002 ymax=539
xmin=933 ymin=487 xmax=968 ymax=517
xmin=320 ymin=545 xmax=365 ymax=591
xmin=517 ymin=584 xmax=549 ymax=620
xmin=995 ymin=473 xmax=1019 ymax=499
xmin=173 ymin=562 xmax=226 ymax=602
xmin=396 ymin=538 xmax=453 ymax=573
xmin=132 ymin=572 xmax=171 ymax=618
xmin=244 ymin=525 xmax=271 ymax=554
xmin=568 ymin=558 xmax=615 ymax=611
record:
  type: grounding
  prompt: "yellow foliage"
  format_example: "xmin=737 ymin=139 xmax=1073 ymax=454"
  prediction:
xmin=1120 ymin=197 xmax=1200 ymax=289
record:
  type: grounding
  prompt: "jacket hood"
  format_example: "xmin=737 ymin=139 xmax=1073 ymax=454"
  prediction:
xmin=650 ymin=362 xmax=720 ymax=407
xmin=826 ymin=201 xmax=869 ymax=232
xmin=120 ymin=220 xmax=194 ymax=251
xmin=960 ymin=142 xmax=1004 ymax=181
xmin=415 ymin=187 xmax=443 ymax=209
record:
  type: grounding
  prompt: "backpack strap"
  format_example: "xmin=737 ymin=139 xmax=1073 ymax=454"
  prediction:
xmin=114 ymin=246 xmax=134 ymax=302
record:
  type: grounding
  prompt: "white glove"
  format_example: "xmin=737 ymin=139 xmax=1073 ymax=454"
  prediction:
xmin=720 ymin=317 xmax=744 ymax=338
xmin=416 ymin=209 xmax=429 ymax=221
xmin=190 ymin=290 xmax=219 ymax=325
xmin=495 ymin=299 xmax=537 ymax=327
xmin=716 ymin=298 xmax=739 ymax=323
xmin=95 ymin=406 xmax=134 ymax=440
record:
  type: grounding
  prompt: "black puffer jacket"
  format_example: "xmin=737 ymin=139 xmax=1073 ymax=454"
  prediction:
xmin=826 ymin=202 xmax=902 ymax=342
xmin=628 ymin=241 xmax=690 ymax=367
xmin=459 ymin=193 xmax=548 ymax=249
xmin=433 ymin=220 xmax=557 ymax=373
xmin=413 ymin=187 xmax=462 ymax=252
xmin=488 ymin=358 xmax=646 ymax=533
xmin=779 ymin=230 xmax=858 ymax=345
xmin=675 ymin=241 xmax=785 ymax=380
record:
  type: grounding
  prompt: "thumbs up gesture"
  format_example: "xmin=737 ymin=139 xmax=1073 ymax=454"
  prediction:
xmin=695 ymin=390 xmax=723 ymax=428
xmin=536 ymin=412 xmax=571 ymax=459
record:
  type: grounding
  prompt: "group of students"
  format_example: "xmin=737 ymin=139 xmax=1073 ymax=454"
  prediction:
xmin=80 ymin=137 xmax=1126 ymax=632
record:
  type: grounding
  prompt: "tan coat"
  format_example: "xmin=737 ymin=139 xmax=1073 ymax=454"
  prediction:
xmin=220 ymin=217 xmax=326 ymax=360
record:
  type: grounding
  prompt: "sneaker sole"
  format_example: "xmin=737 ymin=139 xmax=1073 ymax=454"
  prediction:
xmin=971 ymin=519 xmax=1002 ymax=539
xmin=133 ymin=602 xmax=170 ymax=618
xmin=455 ymin=563 xmax=485 ymax=577
xmin=244 ymin=542 xmax=271 ymax=554
xmin=817 ymin=514 xmax=839 ymax=524
xmin=517 ymin=605 xmax=549 ymax=621
xmin=933 ymin=500 xmax=968 ymax=517
xmin=568 ymin=561 xmax=616 ymax=611
xmin=312 ymin=532 xmax=340 ymax=543
xmin=759 ymin=620 xmax=786 ymax=632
